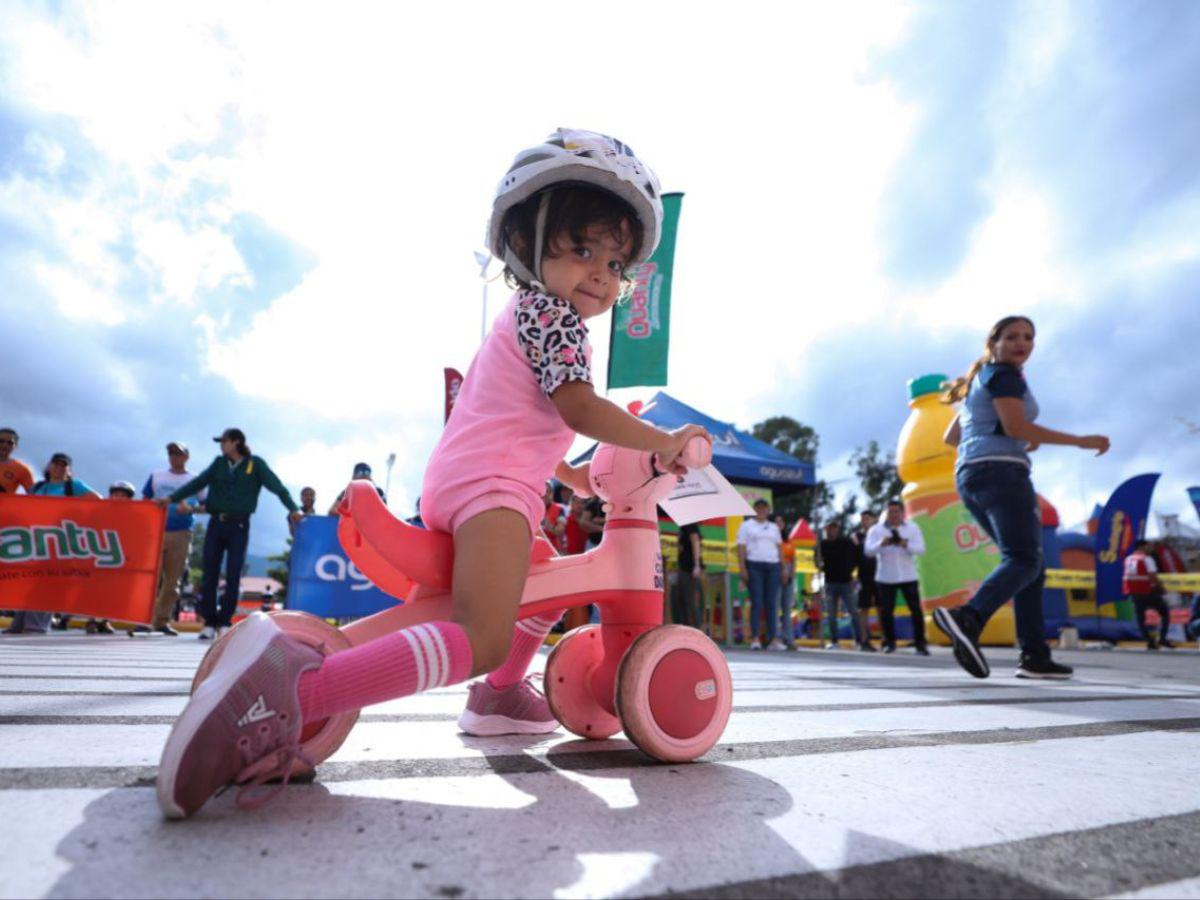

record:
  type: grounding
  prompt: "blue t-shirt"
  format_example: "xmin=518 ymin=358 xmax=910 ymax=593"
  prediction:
xmin=31 ymin=478 xmax=98 ymax=497
xmin=956 ymin=363 xmax=1039 ymax=469
xmin=142 ymin=469 xmax=205 ymax=531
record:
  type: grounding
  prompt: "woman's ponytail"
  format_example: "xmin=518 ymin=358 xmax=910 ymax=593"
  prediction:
xmin=940 ymin=314 xmax=1035 ymax=405
xmin=941 ymin=353 xmax=989 ymax=404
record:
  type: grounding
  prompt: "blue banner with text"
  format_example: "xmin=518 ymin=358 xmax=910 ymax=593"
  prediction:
xmin=288 ymin=516 xmax=401 ymax=619
xmin=1094 ymin=473 xmax=1159 ymax=606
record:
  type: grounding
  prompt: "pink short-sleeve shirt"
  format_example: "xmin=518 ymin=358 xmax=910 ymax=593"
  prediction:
xmin=420 ymin=290 xmax=592 ymax=536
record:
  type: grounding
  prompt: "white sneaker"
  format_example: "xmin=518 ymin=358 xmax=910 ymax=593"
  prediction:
xmin=217 ymin=626 xmax=231 ymax=638
xmin=823 ymin=641 xmax=838 ymax=650
xmin=749 ymin=639 xmax=762 ymax=650
xmin=767 ymin=639 xmax=786 ymax=652
xmin=198 ymin=626 xmax=216 ymax=641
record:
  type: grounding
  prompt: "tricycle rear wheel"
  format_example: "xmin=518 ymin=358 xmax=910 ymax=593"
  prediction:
xmin=544 ymin=624 xmax=621 ymax=740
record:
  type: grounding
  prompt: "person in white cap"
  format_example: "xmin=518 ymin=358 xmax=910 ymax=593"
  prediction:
xmin=133 ymin=442 xmax=205 ymax=636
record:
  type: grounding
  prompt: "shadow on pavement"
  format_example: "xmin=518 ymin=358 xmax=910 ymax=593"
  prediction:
xmin=46 ymin=739 xmax=800 ymax=898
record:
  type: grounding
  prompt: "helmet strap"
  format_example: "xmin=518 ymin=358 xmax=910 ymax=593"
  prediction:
xmin=500 ymin=190 xmax=553 ymax=293
xmin=502 ymin=248 xmax=541 ymax=292
xmin=530 ymin=190 xmax=552 ymax=292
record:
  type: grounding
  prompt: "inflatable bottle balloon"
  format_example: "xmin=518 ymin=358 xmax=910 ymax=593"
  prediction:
xmin=897 ymin=374 xmax=1015 ymax=646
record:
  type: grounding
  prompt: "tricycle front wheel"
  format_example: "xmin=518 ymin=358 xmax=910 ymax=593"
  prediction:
xmin=614 ymin=625 xmax=732 ymax=762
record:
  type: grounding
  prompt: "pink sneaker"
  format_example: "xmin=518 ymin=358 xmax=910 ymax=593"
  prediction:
xmin=156 ymin=613 xmax=323 ymax=819
xmin=457 ymin=675 xmax=560 ymax=736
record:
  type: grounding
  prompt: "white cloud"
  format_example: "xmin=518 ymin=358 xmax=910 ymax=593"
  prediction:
xmin=272 ymin=433 xmax=431 ymax=520
xmin=33 ymin=259 xmax=125 ymax=326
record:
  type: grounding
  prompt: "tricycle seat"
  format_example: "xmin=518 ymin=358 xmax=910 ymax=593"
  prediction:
xmin=337 ymin=481 xmax=557 ymax=597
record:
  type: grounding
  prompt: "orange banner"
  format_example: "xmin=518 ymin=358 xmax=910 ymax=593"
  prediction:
xmin=0 ymin=495 xmax=166 ymax=623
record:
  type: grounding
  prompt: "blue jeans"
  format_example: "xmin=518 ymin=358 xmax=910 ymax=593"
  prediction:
xmin=746 ymin=560 xmax=780 ymax=644
xmin=200 ymin=516 xmax=251 ymax=629
xmin=7 ymin=611 xmax=51 ymax=633
xmin=957 ymin=462 xmax=1049 ymax=660
xmin=823 ymin=582 xmax=858 ymax=643
xmin=778 ymin=575 xmax=795 ymax=644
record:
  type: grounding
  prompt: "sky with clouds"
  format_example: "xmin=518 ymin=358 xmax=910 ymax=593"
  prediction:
xmin=1 ymin=0 xmax=1198 ymax=556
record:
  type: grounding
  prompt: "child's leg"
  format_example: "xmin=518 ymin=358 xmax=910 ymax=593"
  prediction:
xmin=297 ymin=509 xmax=530 ymax=723
xmin=485 ymin=609 xmax=564 ymax=689
xmin=155 ymin=510 xmax=533 ymax=819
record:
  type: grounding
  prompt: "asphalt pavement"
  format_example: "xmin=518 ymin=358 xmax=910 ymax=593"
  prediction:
xmin=2 ymin=632 xmax=1199 ymax=899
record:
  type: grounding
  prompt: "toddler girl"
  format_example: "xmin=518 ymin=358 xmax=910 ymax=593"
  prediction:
xmin=157 ymin=129 xmax=709 ymax=818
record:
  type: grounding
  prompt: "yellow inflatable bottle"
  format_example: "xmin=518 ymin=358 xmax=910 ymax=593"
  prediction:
xmin=897 ymin=374 xmax=1014 ymax=646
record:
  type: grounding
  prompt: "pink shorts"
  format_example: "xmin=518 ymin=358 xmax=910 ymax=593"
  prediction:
xmin=421 ymin=477 xmax=542 ymax=539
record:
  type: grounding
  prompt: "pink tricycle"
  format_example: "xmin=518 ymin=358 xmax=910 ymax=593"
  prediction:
xmin=192 ymin=436 xmax=732 ymax=774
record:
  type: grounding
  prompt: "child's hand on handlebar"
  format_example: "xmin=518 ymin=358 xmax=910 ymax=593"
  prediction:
xmin=656 ymin=425 xmax=712 ymax=475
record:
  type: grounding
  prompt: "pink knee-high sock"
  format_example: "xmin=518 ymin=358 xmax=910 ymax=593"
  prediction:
xmin=297 ymin=621 xmax=472 ymax=723
xmin=485 ymin=611 xmax=563 ymax=689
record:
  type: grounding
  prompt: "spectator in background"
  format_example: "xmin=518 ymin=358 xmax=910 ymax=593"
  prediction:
xmin=1186 ymin=594 xmax=1200 ymax=644
xmin=133 ymin=442 xmax=204 ymax=637
xmin=78 ymin=481 xmax=140 ymax=635
xmin=405 ymin=496 xmax=425 ymax=529
xmin=737 ymin=499 xmax=784 ymax=650
xmin=162 ymin=428 xmax=301 ymax=641
xmin=581 ymin=495 xmax=606 ymax=548
xmin=0 ymin=427 xmax=34 ymax=633
xmin=1123 ymin=539 xmax=1174 ymax=650
xmin=540 ymin=480 xmax=566 ymax=553
xmin=865 ymin=501 xmax=928 ymax=655
xmin=0 ymin=427 xmax=34 ymax=495
xmin=5 ymin=453 xmax=101 ymax=635
xmin=31 ymin=453 xmax=99 ymax=499
xmin=292 ymin=486 xmax=318 ymax=537
xmin=563 ymin=493 xmax=590 ymax=556
xmin=328 ymin=462 xmax=386 ymax=514
xmin=818 ymin=521 xmax=859 ymax=650
xmin=776 ymin=516 xmax=796 ymax=649
xmin=673 ymin=521 xmax=704 ymax=629
xmin=852 ymin=510 xmax=879 ymax=652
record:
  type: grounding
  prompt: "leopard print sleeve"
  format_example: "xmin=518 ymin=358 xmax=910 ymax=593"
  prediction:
xmin=514 ymin=290 xmax=593 ymax=397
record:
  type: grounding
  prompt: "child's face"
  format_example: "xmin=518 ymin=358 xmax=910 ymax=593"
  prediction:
xmin=540 ymin=222 xmax=634 ymax=319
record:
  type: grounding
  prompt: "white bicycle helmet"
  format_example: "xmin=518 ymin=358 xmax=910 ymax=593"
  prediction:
xmin=487 ymin=128 xmax=664 ymax=290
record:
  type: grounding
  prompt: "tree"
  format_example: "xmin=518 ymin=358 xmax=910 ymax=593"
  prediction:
xmin=850 ymin=440 xmax=905 ymax=514
xmin=749 ymin=417 xmax=907 ymax=531
xmin=751 ymin=416 xmax=843 ymax=528
xmin=752 ymin=416 xmax=819 ymax=464
xmin=267 ymin=537 xmax=293 ymax=603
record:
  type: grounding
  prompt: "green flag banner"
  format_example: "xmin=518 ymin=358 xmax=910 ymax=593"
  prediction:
xmin=607 ymin=192 xmax=683 ymax=390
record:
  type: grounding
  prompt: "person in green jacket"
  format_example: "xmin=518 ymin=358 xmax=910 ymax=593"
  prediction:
xmin=160 ymin=428 xmax=301 ymax=640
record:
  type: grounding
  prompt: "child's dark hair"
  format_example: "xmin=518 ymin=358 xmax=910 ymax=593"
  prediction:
xmin=500 ymin=184 xmax=645 ymax=291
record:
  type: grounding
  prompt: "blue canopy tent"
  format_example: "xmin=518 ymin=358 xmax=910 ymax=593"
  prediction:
xmin=573 ymin=391 xmax=815 ymax=493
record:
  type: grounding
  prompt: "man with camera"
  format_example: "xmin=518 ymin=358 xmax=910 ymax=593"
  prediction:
xmin=864 ymin=500 xmax=929 ymax=655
